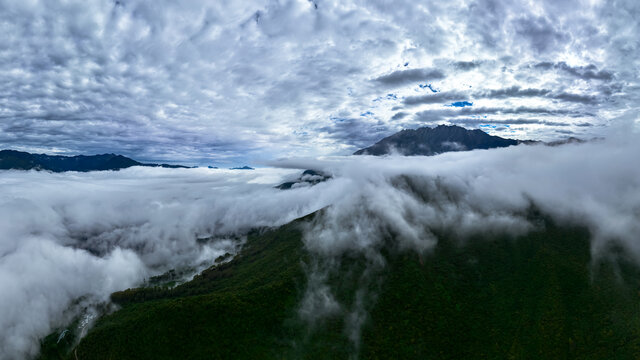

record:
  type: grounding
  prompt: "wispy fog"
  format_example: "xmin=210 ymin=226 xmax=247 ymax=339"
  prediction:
xmin=0 ymin=167 xmax=337 ymax=359
xmin=298 ymin=137 xmax=640 ymax=258
xmin=1 ymin=128 xmax=639 ymax=358
xmin=279 ymin=126 xmax=640 ymax=351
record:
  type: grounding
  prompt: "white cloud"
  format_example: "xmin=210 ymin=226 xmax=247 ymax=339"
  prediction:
xmin=0 ymin=121 xmax=639 ymax=357
xmin=278 ymin=127 xmax=640 ymax=350
xmin=0 ymin=0 xmax=637 ymax=163
xmin=0 ymin=166 xmax=340 ymax=359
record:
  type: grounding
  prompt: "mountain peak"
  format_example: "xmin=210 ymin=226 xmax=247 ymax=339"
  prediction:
xmin=0 ymin=150 xmax=190 ymax=172
xmin=353 ymin=125 xmax=518 ymax=156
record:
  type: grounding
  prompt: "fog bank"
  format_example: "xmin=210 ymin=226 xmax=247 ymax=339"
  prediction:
xmin=1 ymin=129 xmax=639 ymax=358
xmin=0 ymin=167 xmax=337 ymax=359
xmin=286 ymin=131 xmax=640 ymax=352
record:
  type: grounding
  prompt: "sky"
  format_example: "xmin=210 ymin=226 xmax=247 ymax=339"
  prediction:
xmin=1 ymin=0 xmax=639 ymax=165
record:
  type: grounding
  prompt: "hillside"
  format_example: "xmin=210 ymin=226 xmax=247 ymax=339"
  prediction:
xmin=353 ymin=125 xmax=519 ymax=156
xmin=0 ymin=150 xmax=189 ymax=172
xmin=39 ymin=210 xmax=640 ymax=359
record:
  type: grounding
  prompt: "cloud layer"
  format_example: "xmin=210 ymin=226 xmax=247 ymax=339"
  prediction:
xmin=1 ymin=121 xmax=639 ymax=358
xmin=1 ymin=0 xmax=639 ymax=163
xmin=279 ymin=126 xmax=640 ymax=351
xmin=0 ymin=166 xmax=339 ymax=359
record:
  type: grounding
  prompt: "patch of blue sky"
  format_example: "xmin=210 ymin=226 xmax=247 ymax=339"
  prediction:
xmin=480 ymin=124 xmax=498 ymax=129
xmin=419 ymin=83 xmax=439 ymax=93
xmin=372 ymin=93 xmax=397 ymax=102
xmin=360 ymin=111 xmax=374 ymax=117
xmin=446 ymin=101 xmax=473 ymax=107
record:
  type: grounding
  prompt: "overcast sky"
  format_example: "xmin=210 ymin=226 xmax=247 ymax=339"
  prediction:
xmin=1 ymin=0 xmax=638 ymax=165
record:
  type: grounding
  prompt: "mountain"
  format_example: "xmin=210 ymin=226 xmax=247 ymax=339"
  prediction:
xmin=353 ymin=125 xmax=519 ymax=156
xmin=547 ymin=137 xmax=586 ymax=146
xmin=40 ymin=210 xmax=640 ymax=359
xmin=230 ymin=166 xmax=255 ymax=170
xmin=275 ymin=169 xmax=331 ymax=190
xmin=0 ymin=150 xmax=189 ymax=172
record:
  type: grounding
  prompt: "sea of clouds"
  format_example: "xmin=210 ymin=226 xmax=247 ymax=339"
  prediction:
xmin=1 ymin=126 xmax=640 ymax=358
xmin=0 ymin=166 xmax=339 ymax=359
xmin=279 ymin=124 xmax=640 ymax=353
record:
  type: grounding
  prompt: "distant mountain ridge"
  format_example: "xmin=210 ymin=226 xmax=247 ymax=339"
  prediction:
xmin=275 ymin=169 xmax=332 ymax=190
xmin=354 ymin=125 xmax=520 ymax=156
xmin=0 ymin=150 xmax=189 ymax=172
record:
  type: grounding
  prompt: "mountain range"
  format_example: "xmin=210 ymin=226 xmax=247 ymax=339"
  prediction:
xmin=354 ymin=125 xmax=522 ymax=156
xmin=0 ymin=150 xmax=189 ymax=172
xmin=275 ymin=169 xmax=332 ymax=190
xmin=1 ymin=126 xmax=580 ymax=173
xmin=39 ymin=210 xmax=640 ymax=359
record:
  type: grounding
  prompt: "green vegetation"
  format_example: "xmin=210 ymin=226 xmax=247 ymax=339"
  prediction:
xmin=40 ymin=213 xmax=640 ymax=359
xmin=362 ymin=224 xmax=640 ymax=359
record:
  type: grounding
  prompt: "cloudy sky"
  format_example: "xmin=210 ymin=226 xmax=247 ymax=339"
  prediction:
xmin=1 ymin=0 xmax=638 ymax=165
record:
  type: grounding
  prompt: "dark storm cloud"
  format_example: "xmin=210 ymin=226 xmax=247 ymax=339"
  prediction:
xmin=551 ymin=92 xmax=598 ymax=104
xmin=533 ymin=61 xmax=614 ymax=81
xmin=450 ymin=118 xmax=579 ymax=127
xmin=390 ymin=112 xmax=408 ymax=121
xmin=403 ymin=92 xmax=469 ymax=106
xmin=466 ymin=0 xmax=511 ymax=49
xmin=451 ymin=60 xmax=482 ymax=70
xmin=513 ymin=15 xmax=570 ymax=54
xmin=404 ymin=86 xmax=597 ymax=107
xmin=413 ymin=106 xmax=583 ymax=123
xmin=481 ymin=86 xmax=551 ymax=98
xmin=480 ymin=87 xmax=597 ymax=104
xmin=318 ymin=118 xmax=393 ymax=148
xmin=372 ymin=68 xmax=446 ymax=87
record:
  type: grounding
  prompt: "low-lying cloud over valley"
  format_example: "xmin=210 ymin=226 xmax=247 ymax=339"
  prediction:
xmin=2 ymin=127 xmax=639 ymax=358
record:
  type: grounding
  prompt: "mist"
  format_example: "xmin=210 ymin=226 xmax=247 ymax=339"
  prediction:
xmin=2 ymin=128 xmax=640 ymax=358
xmin=281 ymin=128 xmax=640 ymax=352
xmin=0 ymin=167 xmax=338 ymax=359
